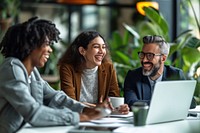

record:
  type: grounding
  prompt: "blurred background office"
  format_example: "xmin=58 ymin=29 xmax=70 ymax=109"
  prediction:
xmin=0 ymin=0 xmax=200 ymax=104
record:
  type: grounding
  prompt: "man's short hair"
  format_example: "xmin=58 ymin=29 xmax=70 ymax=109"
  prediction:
xmin=143 ymin=35 xmax=170 ymax=56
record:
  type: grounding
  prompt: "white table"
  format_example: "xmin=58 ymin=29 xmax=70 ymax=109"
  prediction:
xmin=17 ymin=106 xmax=200 ymax=133
xmin=17 ymin=125 xmax=75 ymax=133
xmin=114 ymin=119 xmax=200 ymax=133
xmin=17 ymin=118 xmax=200 ymax=133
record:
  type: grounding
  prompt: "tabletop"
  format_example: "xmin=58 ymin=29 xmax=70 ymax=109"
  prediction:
xmin=17 ymin=106 xmax=200 ymax=133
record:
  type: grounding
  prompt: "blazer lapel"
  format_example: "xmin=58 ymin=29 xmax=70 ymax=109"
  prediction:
xmin=98 ymin=65 xmax=107 ymax=101
xmin=162 ymin=66 xmax=167 ymax=81
xmin=74 ymin=72 xmax=82 ymax=101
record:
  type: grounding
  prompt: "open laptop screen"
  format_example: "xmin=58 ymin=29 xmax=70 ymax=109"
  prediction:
xmin=146 ymin=80 xmax=196 ymax=124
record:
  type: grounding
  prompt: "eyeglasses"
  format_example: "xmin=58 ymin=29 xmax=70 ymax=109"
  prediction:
xmin=138 ymin=52 xmax=162 ymax=61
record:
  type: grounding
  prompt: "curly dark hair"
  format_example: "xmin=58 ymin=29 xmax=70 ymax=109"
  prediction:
xmin=0 ymin=16 xmax=60 ymax=61
xmin=58 ymin=30 xmax=112 ymax=72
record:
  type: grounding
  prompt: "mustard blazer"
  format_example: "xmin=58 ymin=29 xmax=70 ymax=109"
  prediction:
xmin=59 ymin=62 xmax=120 ymax=102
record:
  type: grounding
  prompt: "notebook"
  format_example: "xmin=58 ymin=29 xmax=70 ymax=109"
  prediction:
xmin=146 ymin=80 xmax=197 ymax=124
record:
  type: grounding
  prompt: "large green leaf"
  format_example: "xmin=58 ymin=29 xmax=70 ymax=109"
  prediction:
xmin=186 ymin=36 xmax=200 ymax=48
xmin=144 ymin=7 xmax=169 ymax=38
xmin=123 ymin=23 xmax=140 ymax=39
xmin=115 ymin=51 xmax=131 ymax=65
xmin=110 ymin=31 xmax=123 ymax=49
xmin=168 ymin=43 xmax=178 ymax=57
xmin=182 ymin=47 xmax=200 ymax=67
xmin=138 ymin=21 xmax=161 ymax=37
xmin=175 ymin=29 xmax=193 ymax=41
xmin=122 ymin=30 xmax=130 ymax=46
xmin=177 ymin=33 xmax=193 ymax=49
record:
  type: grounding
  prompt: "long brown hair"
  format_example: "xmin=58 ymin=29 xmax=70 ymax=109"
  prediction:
xmin=58 ymin=30 xmax=111 ymax=72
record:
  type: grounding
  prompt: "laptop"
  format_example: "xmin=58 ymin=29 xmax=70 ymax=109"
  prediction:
xmin=146 ymin=80 xmax=197 ymax=124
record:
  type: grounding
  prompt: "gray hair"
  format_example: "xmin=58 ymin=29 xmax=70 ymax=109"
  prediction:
xmin=143 ymin=35 xmax=170 ymax=56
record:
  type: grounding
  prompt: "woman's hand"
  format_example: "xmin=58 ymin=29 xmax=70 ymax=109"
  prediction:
xmin=115 ymin=104 xmax=130 ymax=115
xmin=80 ymin=101 xmax=112 ymax=122
xmin=80 ymin=107 xmax=102 ymax=122
xmin=98 ymin=96 xmax=129 ymax=115
xmin=95 ymin=96 xmax=114 ymax=110
xmin=107 ymin=103 xmax=129 ymax=115
xmin=82 ymin=102 xmax=96 ymax=108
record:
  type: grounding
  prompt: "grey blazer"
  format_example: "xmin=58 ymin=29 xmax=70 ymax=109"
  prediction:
xmin=0 ymin=57 xmax=86 ymax=133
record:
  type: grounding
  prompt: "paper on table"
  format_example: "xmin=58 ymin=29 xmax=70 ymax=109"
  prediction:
xmin=79 ymin=122 xmax=132 ymax=128
xmin=109 ymin=112 xmax=133 ymax=118
xmin=90 ymin=117 xmax=132 ymax=124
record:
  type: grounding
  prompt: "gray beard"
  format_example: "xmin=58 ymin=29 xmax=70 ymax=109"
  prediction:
xmin=142 ymin=59 xmax=161 ymax=77
xmin=143 ymin=66 xmax=160 ymax=77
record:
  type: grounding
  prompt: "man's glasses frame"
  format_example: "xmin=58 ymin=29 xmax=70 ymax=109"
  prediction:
xmin=138 ymin=51 xmax=162 ymax=61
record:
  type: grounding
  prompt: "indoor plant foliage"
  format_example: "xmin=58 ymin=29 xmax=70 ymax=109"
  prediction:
xmin=0 ymin=0 xmax=20 ymax=38
xmin=0 ymin=0 xmax=20 ymax=64
xmin=0 ymin=0 xmax=20 ymax=20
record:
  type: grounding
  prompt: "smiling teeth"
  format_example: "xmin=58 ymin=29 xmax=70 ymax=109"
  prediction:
xmin=96 ymin=57 xmax=102 ymax=61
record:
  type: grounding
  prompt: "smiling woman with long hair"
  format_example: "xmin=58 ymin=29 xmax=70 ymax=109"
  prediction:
xmin=58 ymin=30 xmax=129 ymax=113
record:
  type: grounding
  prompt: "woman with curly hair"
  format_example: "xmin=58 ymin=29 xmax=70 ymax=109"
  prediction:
xmin=0 ymin=17 xmax=107 ymax=133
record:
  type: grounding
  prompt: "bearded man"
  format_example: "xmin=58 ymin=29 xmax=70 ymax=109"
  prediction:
xmin=124 ymin=35 xmax=196 ymax=109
